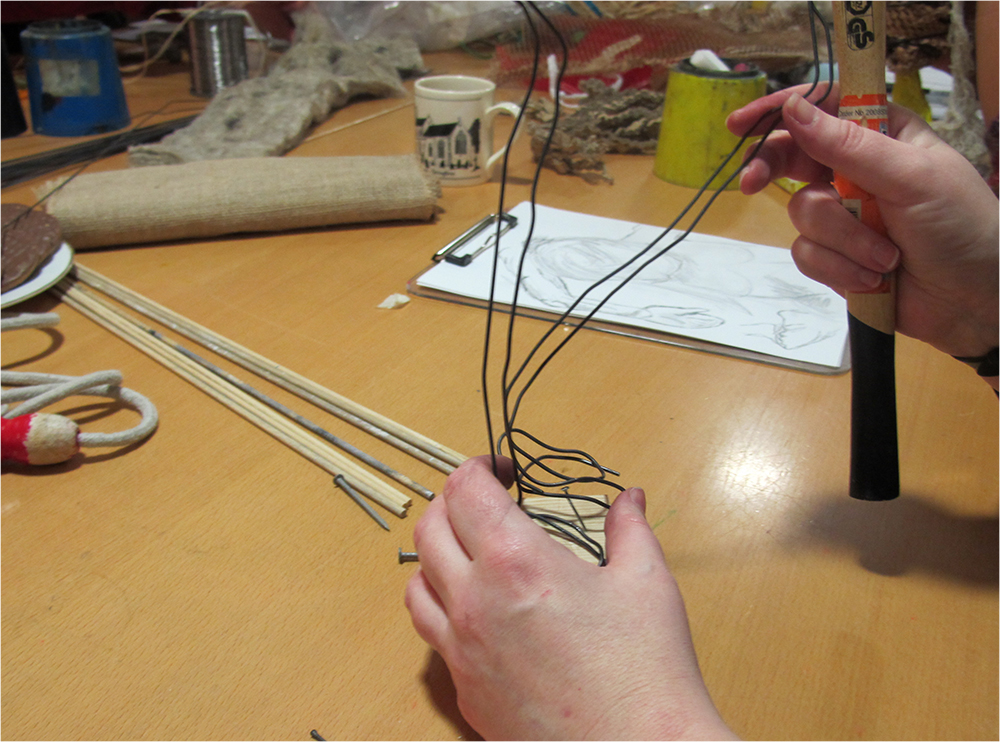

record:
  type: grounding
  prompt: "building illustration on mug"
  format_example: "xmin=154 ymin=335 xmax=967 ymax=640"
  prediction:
xmin=417 ymin=115 xmax=482 ymax=176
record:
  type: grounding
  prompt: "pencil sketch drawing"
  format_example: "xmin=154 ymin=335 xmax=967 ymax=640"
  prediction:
xmin=501 ymin=234 xmax=841 ymax=351
xmin=417 ymin=203 xmax=849 ymax=368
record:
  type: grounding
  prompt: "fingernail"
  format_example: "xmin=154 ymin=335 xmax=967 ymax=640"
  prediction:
xmin=784 ymin=94 xmax=817 ymax=126
xmin=859 ymin=268 xmax=885 ymax=290
xmin=724 ymin=110 xmax=740 ymax=133
xmin=874 ymin=243 xmax=900 ymax=272
xmin=628 ymin=487 xmax=647 ymax=513
xmin=738 ymin=161 xmax=762 ymax=194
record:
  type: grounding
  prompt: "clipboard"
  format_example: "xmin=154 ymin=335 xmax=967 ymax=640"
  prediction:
xmin=408 ymin=208 xmax=851 ymax=376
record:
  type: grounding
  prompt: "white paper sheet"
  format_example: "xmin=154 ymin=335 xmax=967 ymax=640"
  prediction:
xmin=417 ymin=202 xmax=849 ymax=369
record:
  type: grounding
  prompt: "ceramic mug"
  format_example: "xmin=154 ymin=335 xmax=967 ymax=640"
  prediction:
xmin=414 ymin=75 xmax=522 ymax=186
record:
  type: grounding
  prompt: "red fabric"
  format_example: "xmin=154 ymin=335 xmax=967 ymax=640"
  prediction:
xmin=1 ymin=414 xmax=32 ymax=464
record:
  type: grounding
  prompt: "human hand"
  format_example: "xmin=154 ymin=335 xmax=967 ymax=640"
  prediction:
xmin=404 ymin=455 xmax=735 ymax=740
xmin=727 ymin=86 xmax=998 ymax=363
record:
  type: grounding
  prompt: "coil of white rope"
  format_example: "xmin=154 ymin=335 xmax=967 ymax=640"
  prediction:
xmin=2 ymin=312 xmax=158 ymax=464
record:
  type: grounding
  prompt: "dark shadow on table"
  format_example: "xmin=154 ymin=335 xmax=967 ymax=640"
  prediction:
xmin=1 ymin=326 xmax=63 ymax=367
xmin=420 ymin=650 xmax=481 ymax=741
xmin=788 ymin=492 xmax=998 ymax=587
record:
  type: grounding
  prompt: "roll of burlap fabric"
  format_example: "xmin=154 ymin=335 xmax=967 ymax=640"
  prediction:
xmin=42 ymin=155 xmax=440 ymax=250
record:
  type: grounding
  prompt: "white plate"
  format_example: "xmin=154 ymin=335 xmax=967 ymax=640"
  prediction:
xmin=1 ymin=242 xmax=74 ymax=309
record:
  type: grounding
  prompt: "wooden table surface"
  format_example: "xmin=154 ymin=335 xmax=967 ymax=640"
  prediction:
xmin=2 ymin=53 xmax=997 ymax=741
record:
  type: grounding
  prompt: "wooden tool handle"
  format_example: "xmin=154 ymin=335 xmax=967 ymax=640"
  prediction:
xmin=832 ymin=1 xmax=899 ymax=501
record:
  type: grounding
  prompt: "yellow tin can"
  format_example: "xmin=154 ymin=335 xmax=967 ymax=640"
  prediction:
xmin=653 ymin=59 xmax=766 ymax=190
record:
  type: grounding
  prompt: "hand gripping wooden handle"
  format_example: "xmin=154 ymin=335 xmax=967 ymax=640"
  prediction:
xmin=833 ymin=1 xmax=899 ymax=501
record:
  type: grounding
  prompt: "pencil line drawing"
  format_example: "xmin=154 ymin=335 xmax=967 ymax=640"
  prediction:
xmin=418 ymin=203 xmax=849 ymax=368
xmin=743 ymin=310 xmax=840 ymax=350
xmin=500 ymin=233 xmax=842 ymax=349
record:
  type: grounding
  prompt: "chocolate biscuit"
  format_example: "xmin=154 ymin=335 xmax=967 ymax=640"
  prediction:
xmin=2 ymin=204 xmax=63 ymax=293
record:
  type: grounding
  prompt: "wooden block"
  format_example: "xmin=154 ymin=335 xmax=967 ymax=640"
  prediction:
xmin=521 ymin=493 xmax=609 ymax=565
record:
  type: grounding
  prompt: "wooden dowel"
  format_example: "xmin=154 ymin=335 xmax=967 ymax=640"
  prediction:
xmin=54 ymin=279 xmax=411 ymax=519
xmin=70 ymin=263 xmax=467 ymax=471
xmin=59 ymin=281 xmax=411 ymax=516
xmin=248 ymin=374 xmax=458 ymax=475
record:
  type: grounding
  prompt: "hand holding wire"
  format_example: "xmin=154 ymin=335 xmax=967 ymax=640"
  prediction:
xmin=727 ymin=88 xmax=1000 ymax=367
xmin=405 ymin=456 xmax=735 ymax=741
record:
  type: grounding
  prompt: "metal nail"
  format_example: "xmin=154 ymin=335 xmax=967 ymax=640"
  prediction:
xmin=398 ymin=548 xmax=419 ymax=564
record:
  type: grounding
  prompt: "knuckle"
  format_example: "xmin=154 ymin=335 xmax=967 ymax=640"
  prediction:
xmin=481 ymin=534 xmax=537 ymax=576
xmin=831 ymin=115 xmax=869 ymax=155
xmin=790 ymin=238 xmax=826 ymax=281
xmin=448 ymin=595 xmax=488 ymax=639
xmin=403 ymin=575 xmax=419 ymax=611
xmin=411 ymin=516 xmax=430 ymax=549
xmin=787 ymin=184 xmax=834 ymax=234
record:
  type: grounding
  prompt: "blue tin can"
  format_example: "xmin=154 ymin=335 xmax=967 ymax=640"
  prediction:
xmin=21 ymin=19 xmax=130 ymax=137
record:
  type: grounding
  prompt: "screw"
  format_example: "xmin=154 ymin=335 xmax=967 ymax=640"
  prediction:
xmin=398 ymin=548 xmax=419 ymax=564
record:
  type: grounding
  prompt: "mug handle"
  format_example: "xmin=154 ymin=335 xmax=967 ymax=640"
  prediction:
xmin=483 ymin=102 xmax=524 ymax=174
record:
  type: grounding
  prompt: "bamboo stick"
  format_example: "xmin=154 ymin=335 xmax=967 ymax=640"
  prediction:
xmin=246 ymin=371 xmax=458 ymax=474
xmin=61 ymin=281 xmax=412 ymax=508
xmin=54 ymin=279 xmax=411 ymax=519
xmin=60 ymin=281 xmax=411 ymax=516
xmin=70 ymin=263 xmax=467 ymax=471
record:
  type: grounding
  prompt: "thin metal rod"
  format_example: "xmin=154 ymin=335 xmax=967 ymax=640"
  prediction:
xmin=1 ymin=115 xmax=198 ymax=188
xmin=335 ymin=475 xmax=390 ymax=531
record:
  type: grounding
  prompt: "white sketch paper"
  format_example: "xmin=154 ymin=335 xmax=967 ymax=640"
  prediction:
xmin=417 ymin=202 xmax=849 ymax=369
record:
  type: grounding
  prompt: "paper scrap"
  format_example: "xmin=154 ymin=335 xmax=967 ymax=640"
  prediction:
xmin=378 ymin=293 xmax=410 ymax=309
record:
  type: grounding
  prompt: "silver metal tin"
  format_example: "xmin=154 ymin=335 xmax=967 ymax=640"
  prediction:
xmin=188 ymin=10 xmax=247 ymax=97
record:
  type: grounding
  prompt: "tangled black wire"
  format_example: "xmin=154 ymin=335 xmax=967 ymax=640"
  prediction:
xmin=483 ymin=1 xmax=834 ymax=566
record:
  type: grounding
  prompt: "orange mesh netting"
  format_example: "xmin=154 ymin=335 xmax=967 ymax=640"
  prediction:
xmin=492 ymin=8 xmax=822 ymax=90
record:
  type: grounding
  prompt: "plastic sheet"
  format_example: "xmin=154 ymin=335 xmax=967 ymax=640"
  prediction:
xmin=314 ymin=1 xmax=562 ymax=51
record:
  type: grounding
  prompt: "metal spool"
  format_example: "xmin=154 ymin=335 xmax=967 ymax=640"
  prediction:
xmin=188 ymin=10 xmax=248 ymax=98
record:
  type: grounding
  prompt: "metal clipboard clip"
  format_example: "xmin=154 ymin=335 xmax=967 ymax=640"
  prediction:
xmin=431 ymin=212 xmax=518 ymax=266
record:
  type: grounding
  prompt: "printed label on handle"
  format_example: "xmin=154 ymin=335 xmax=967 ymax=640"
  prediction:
xmin=838 ymin=93 xmax=889 ymax=134
xmin=835 ymin=174 xmax=891 ymax=295
xmin=835 ymin=89 xmax=890 ymax=295
xmin=844 ymin=1 xmax=877 ymax=50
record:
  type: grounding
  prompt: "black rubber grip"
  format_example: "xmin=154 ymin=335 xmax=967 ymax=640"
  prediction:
xmin=848 ymin=312 xmax=900 ymax=500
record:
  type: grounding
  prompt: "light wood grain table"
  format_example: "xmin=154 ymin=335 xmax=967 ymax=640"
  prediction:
xmin=2 ymin=53 xmax=996 ymax=741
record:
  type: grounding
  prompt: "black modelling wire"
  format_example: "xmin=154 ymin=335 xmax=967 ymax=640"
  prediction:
xmin=500 ymin=1 xmax=835 ymax=447
xmin=480 ymin=1 xmax=834 ymax=565
xmin=1 ymin=107 xmax=204 ymax=188
xmin=473 ymin=0 xmax=617 ymax=563
xmin=1 ymin=99 xmax=202 ymax=239
xmin=499 ymin=0 xmax=571 ymax=505
xmin=481 ymin=0 xmax=618 ymax=565
xmin=503 ymin=1 xmax=834 ymax=432
xmin=481 ymin=1 xmax=545 ymax=479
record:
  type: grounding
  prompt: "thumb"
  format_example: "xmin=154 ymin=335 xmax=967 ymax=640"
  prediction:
xmin=603 ymin=488 xmax=666 ymax=569
xmin=781 ymin=93 xmax=932 ymax=206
